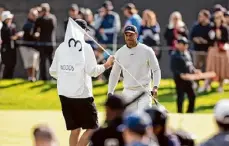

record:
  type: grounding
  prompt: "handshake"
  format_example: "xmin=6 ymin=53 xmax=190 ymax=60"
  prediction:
xmin=104 ymin=55 xmax=115 ymax=69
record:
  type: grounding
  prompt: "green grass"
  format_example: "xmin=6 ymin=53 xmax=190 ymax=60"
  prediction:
xmin=0 ymin=79 xmax=229 ymax=112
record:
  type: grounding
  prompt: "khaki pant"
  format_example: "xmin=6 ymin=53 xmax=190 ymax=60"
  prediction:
xmin=192 ymin=51 xmax=207 ymax=71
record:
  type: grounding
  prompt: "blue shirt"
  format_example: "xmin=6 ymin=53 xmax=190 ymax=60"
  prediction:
xmin=97 ymin=12 xmax=121 ymax=45
xmin=125 ymin=14 xmax=142 ymax=34
xmin=127 ymin=141 xmax=148 ymax=146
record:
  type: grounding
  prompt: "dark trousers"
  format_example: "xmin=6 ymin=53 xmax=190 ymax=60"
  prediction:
xmin=1 ymin=49 xmax=16 ymax=79
xmin=39 ymin=47 xmax=53 ymax=80
xmin=174 ymin=78 xmax=196 ymax=113
xmin=3 ymin=64 xmax=15 ymax=79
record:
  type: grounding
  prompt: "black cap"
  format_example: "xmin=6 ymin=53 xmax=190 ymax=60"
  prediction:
xmin=74 ymin=19 xmax=90 ymax=31
xmin=145 ymin=105 xmax=167 ymax=127
xmin=124 ymin=25 xmax=138 ymax=34
xmin=70 ymin=4 xmax=79 ymax=11
xmin=177 ymin=37 xmax=189 ymax=45
xmin=102 ymin=1 xmax=113 ymax=10
xmin=104 ymin=94 xmax=125 ymax=110
xmin=122 ymin=3 xmax=136 ymax=10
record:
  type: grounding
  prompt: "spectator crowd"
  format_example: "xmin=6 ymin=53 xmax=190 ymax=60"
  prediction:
xmin=1 ymin=2 xmax=229 ymax=92
xmin=0 ymin=1 xmax=229 ymax=146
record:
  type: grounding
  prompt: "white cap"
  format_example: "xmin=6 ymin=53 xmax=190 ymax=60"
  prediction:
xmin=214 ymin=99 xmax=229 ymax=124
xmin=1 ymin=11 xmax=14 ymax=22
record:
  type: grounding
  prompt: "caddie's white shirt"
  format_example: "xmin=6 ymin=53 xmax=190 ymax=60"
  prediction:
xmin=108 ymin=43 xmax=161 ymax=94
xmin=49 ymin=43 xmax=105 ymax=98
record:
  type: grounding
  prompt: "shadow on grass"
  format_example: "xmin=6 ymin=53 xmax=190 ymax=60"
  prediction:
xmin=195 ymin=104 xmax=215 ymax=112
xmin=30 ymin=82 xmax=46 ymax=89
xmin=0 ymin=80 xmax=29 ymax=89
xmin=40 ymin=83 xmax=56 ymax=93
xmin=197 ymin=87 xmax=217 ymax=96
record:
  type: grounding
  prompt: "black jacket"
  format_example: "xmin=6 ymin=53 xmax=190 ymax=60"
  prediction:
xmin=34 ymin=14 xmax=57 ymax=47
xmin=190 ymin=22 xmax=212 ymax=52
xmin=21 ymin=19 xmax=36 ymax=48
xmin=164 ymin=25 xmax=188 ymax=47
xmin=90 ymin=117 xmax=124 ymax=146
xmin=0 ymin=22 xmax=17 ymax=65
xmin=170 ymin=50 xmax=195 ymax=79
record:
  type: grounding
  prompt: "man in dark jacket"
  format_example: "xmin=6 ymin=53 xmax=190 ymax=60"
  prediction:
xmin=19 ymin=8 xmax=39 ymax=82
xmin=64 ymin=4 xmax=79 ymax=32
xmin=201 ymin=99 xmax=229 ymax=146
xmin=190 ymin=10 xmax=211 ymax=73
xmin=90 ymin=94 xmax=125 ymax=146
xmin=0 ymin=11 xmax=18 ymax=79
xmin=170 ymin=37 xmax=199 ymax=113
xmin=34 ymin=3 xmax=57 ymax=80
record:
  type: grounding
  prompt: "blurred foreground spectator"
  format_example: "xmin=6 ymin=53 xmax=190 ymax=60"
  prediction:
xmin=34 ymin=3 xmax=57 ymax=81
xmin=201 ymin=99 xmax=229 ymax=146
xmin=33 ymin=124 xmax=58 ymax=146
xmin=0 ymin=11 xmax=18 ymax=79
xmin=145 ymin=106 xmax=181 ymax=146
xmin=164 ymin=11 xmax=188 ymax=54
xmin=94 ymin=1 xmax=121 ymax=51
xmin=90 ymin=94 xmax=125 ymax=146
xmin=118 ymin=112 xmax=155 ymax=146
xmin=122 ymin=3 xmax=142 ymax=34
xmin=139 ymin=9 xmax=161 ymax=60
xmin=19 ymin=8 xmax=39 ymax=82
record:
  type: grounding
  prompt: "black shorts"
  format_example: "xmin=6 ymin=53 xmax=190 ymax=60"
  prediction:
xmin=59 ymin=95 xmax=98 ymax=130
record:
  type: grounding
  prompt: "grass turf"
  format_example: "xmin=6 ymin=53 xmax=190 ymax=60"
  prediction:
xmin=0 ymin=79 xmax=229 ymax=112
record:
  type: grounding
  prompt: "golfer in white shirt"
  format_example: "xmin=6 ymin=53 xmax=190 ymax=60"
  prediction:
xmin=49 ymin=19 xmax=114 ymax=146
xmin=108 ymin=25 xmax=161 ymax=112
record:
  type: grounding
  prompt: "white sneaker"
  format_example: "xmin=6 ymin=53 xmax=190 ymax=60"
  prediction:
xmin=198 ymin=87 xmax=206 ymax=93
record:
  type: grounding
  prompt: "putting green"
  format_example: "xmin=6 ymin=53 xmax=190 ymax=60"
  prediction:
xmin=0 ymin=111 xmax=217 ymax=146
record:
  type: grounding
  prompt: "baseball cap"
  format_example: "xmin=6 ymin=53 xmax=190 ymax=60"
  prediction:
xmin=124 ymin=25 xmax=138 ymax=34
xmin=122 ymin=3 xmax=136 ymax=10
xmin=145 ymin=105 xmax=168 ymax=127
xmin=118 ymin=112 xmax=152 ymax=135
xmin=69 ymin=4 xmax=79 ymax=11
xmin=103 ymin=94 xmax=125 ymax=110
xmin=102 ymin=1 xmax=113 ymax=11
xmin=1 ymin=11 xmax=13 ymax=22
xmin=214 ymin=99 xmax=229 ymax=124
xmin=177 ymin=37 xmax=189 ymax=45
xmin=74 ymin=19 xmax=90 ymax=31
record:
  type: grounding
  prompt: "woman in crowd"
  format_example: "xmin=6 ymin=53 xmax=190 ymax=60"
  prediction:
xmin=139 ymin=9 xmax=161 ymax=60
xmin=202 ymin=10 xmax=229 ymax=92
xmin=0 ymin=11 xmax=18 ymax=79
xmin=164 ymin=11 xmax=188 ymax=54
xmin=84 ymin=8 xmax=97 ymax=49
